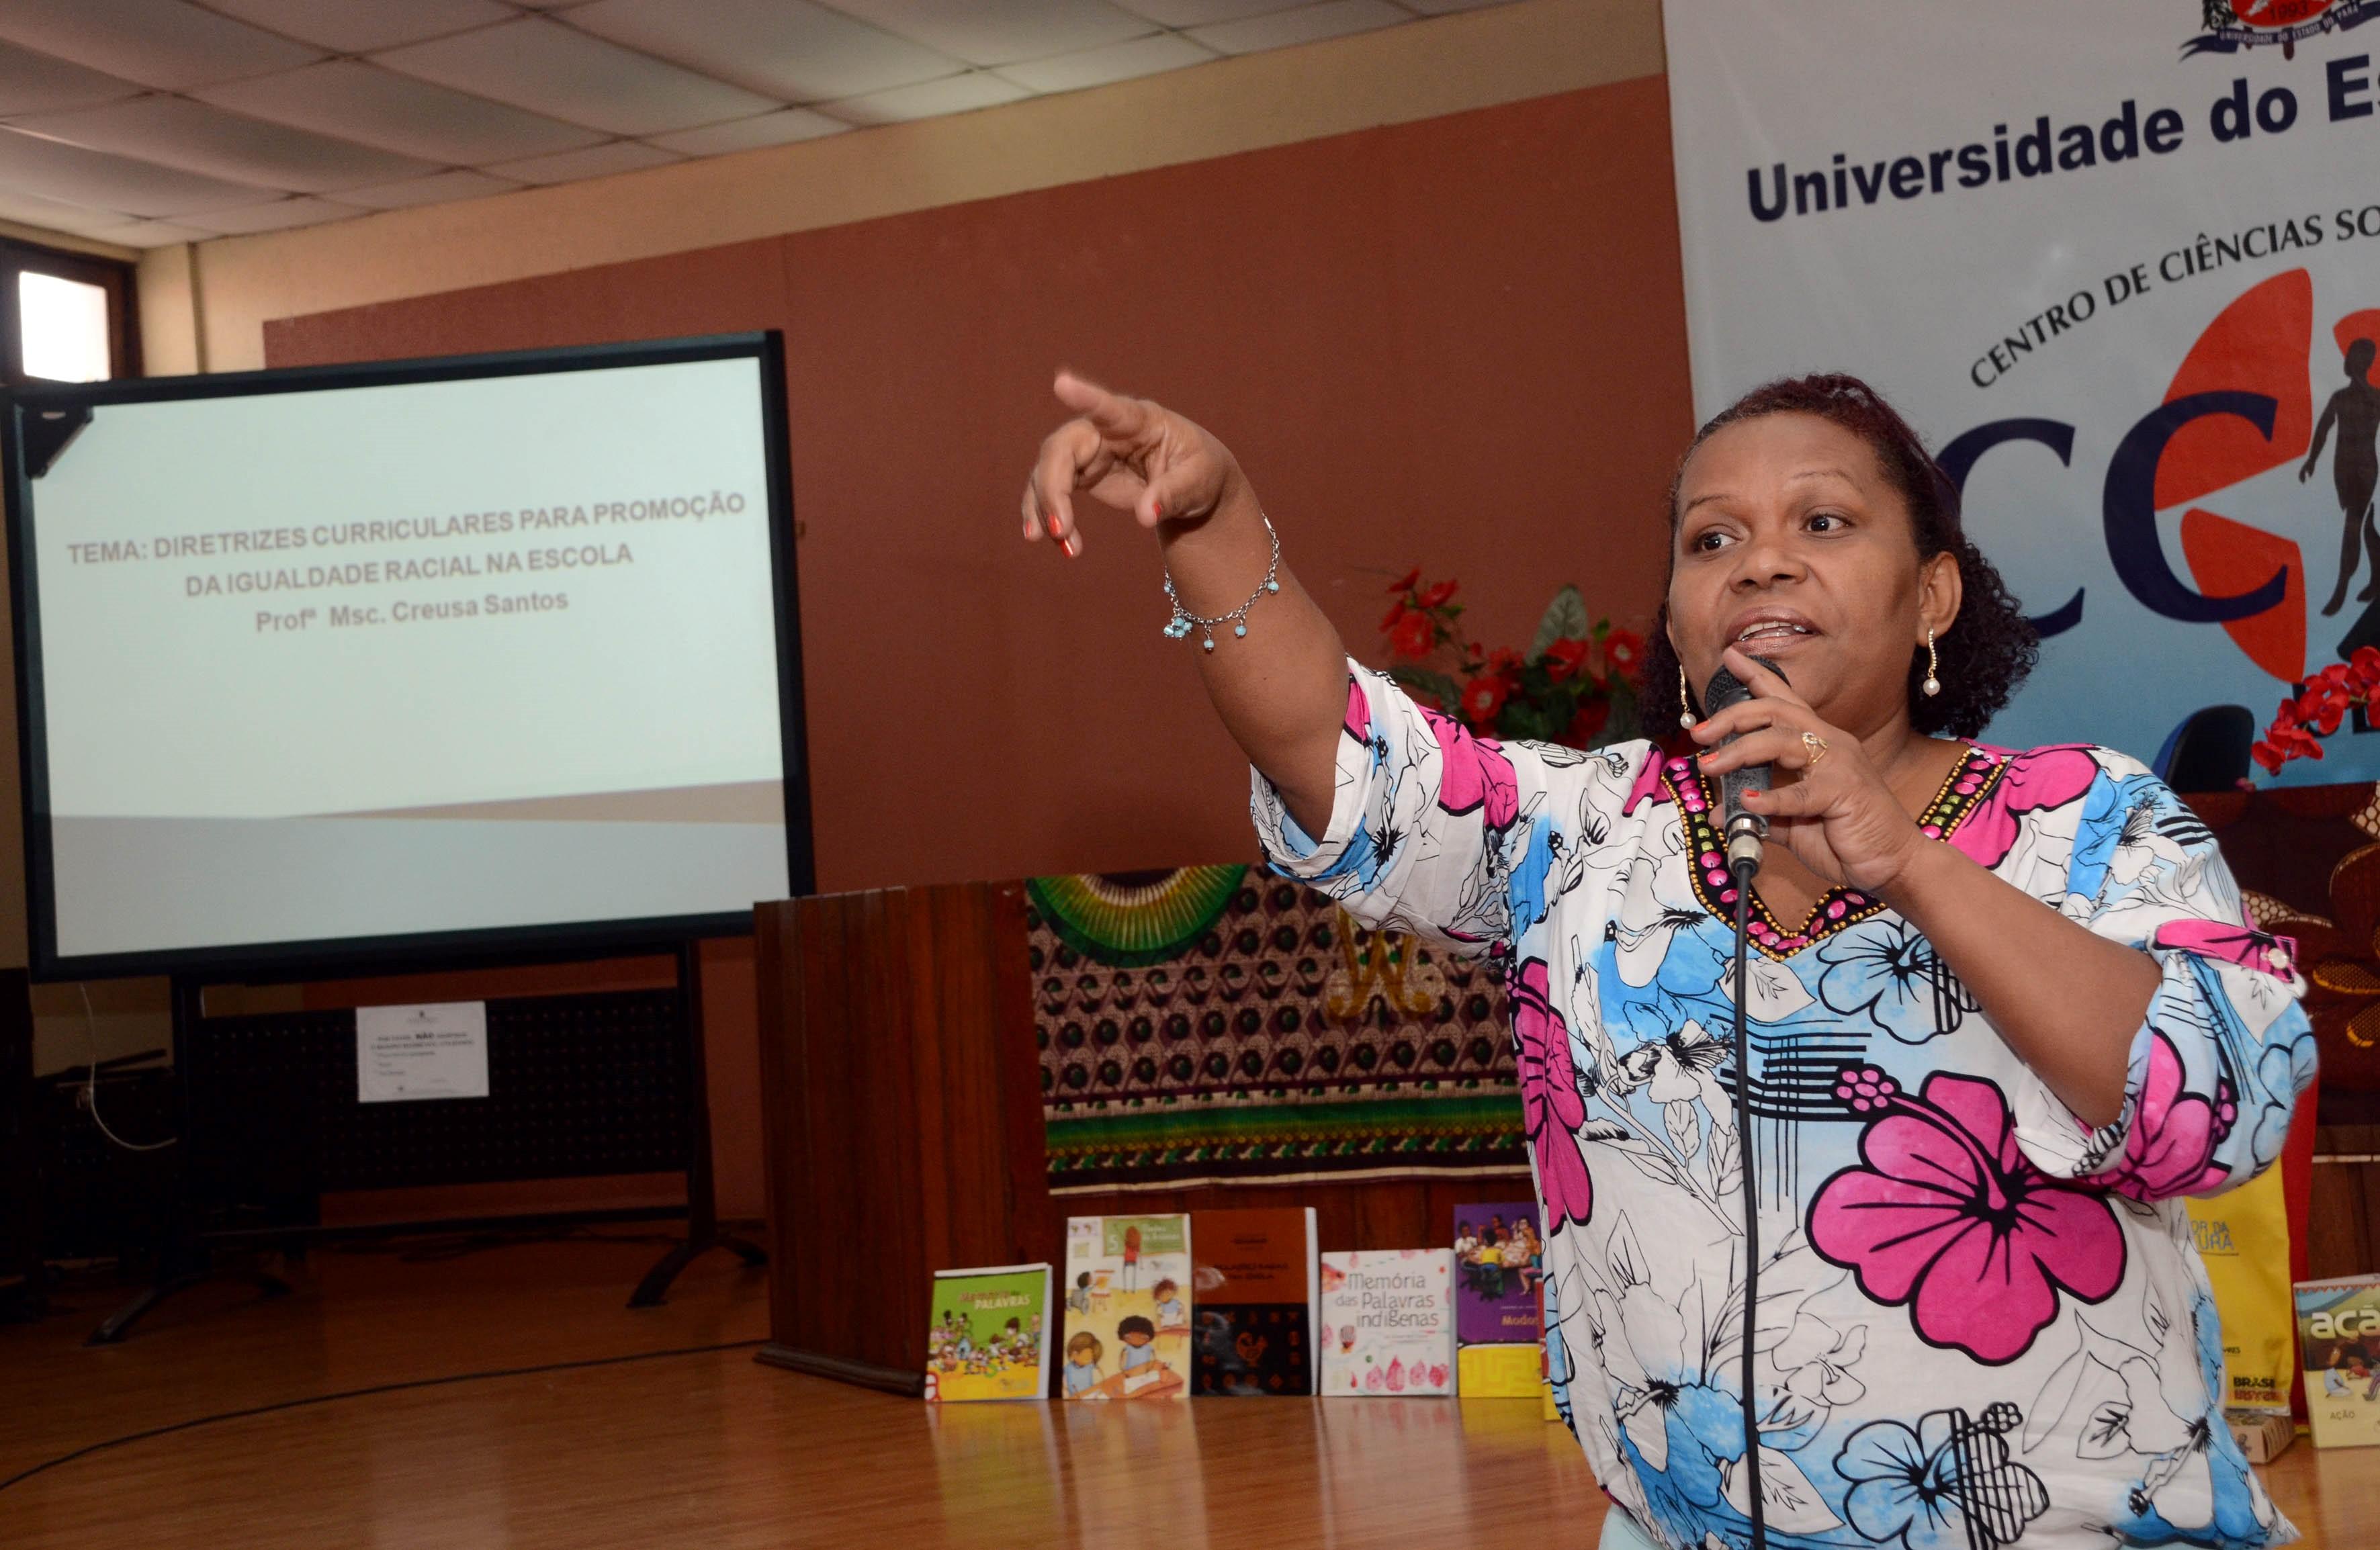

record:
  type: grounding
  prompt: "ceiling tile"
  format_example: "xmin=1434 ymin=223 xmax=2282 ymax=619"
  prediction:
xmin=0 ymin=0 xmax=322 ymax=91
xmin=0 ymin=184 xmax=136 ymax=236
xmin=820 ymin=0 xmax=1154 ymax=68
xmin=198 ymin=60 xmax=604 ymax=165
xmin=335 ymin=168 xmax=522 ymax=210
xmin=373 ymin=17 xmax=781 ymax=138
xmin=1108 ymin=0 xmax=1310 ymax=24
xmin=1186 ymin=0 xmax=1408 ymax=54
xmin=0 ymin=124 xmax=272 ymax=216
xmin=183 ymin=195 xmax=366 ymax=235
xmin=817 ymin=70 xmax=1030 ymax=126
xmin=484 ymin=139 xmax=681 ymax=186
xmin=12 ymin=96 xmax=438 ymax=194
xmin=566 ymin=0 xmax=960 ymax=103
xmin=83 ymin=218 xmax=216 ymax=246
xmin=203 ymin=0 xmax=518 ymax=54
xmin=0 ymin=39 xmax=143 ymax=116
xmin=645 ymin=107 xmax=848 ymax=157
xmin=994 ymin=32 xmax=1213 ymax=93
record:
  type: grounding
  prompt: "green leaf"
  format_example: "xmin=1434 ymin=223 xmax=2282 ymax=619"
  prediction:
xmin=1510 ymin=700 xmax=1565 ymax=742
xmin=1530 ymin=585 xmax=1591 ymax=659
xmin=1600 ymin=698 xmax=1639 ymax=748
xmin=1388 ymin=667 xmax=1463 ymax=710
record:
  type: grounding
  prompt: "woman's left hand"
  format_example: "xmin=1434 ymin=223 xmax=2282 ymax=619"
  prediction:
xmin=1687 ymin=648 xmax=1928 ymax=895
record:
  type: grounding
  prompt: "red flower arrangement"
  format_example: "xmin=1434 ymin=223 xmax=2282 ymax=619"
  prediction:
xmin=1378 ymin=569 xmax=1643 ymax=749
xmin=2252 ymin=647 xmax=2380 ymax=776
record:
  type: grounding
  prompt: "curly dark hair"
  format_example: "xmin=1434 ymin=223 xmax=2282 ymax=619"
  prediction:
xmin=1636 ymin=373 xmax=2038 ymax=740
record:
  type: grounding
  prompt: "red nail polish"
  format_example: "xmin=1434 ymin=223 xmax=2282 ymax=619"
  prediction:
xmin=1152 ymin=500 xmax=1162 ymax=518
xmin=1060 ymin=534 xmax=1081 ymax=558
xmin=1045 ymin=514 xmax=1062 ymax=539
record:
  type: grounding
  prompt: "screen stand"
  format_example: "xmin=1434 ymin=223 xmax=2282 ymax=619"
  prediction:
xmin=86 ymin=976 xmax=292 ymax=1346
xmin=85 ymin=948 xmax=758 ymax=1340
xmin=629 ymin=941 xmax=766 ymax=1308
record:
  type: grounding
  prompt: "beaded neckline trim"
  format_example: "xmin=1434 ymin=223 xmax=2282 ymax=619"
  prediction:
xmin=1662 ymin=743 xmax=2008 ymax=961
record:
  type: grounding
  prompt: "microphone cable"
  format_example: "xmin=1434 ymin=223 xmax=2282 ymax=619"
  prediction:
xmin=1704 ymin=656 xmax=1777 ymax=1550
xmin=1728 ymin=871 xmax=1767 ymax=1550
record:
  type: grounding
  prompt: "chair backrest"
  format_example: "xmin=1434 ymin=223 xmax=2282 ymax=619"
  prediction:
xmin=2161 ymin=704 xmax=2255 ymax=793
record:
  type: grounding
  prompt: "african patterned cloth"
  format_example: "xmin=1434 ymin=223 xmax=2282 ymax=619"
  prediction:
xmin=1254 ymin=659 xmax=2316 ymax=1550
xmin=1029 ymin=865 xmax=1531 ymax=1190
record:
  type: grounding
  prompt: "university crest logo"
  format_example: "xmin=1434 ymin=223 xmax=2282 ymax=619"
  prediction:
xmin=2185 ymin=0 xmax=2380 ymax=57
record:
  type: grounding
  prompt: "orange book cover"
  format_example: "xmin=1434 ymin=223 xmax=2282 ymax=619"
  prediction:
xmin=1191 ymin=1208 xmax=1317 ymax=1396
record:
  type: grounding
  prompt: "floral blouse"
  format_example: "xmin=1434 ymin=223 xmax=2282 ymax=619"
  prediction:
xmin=1253 ymin=662 xmax=2317 ymax=1550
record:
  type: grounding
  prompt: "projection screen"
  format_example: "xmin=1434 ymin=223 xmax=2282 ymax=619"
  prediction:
xmin=3 ymin=333 xmax=811 ymax=979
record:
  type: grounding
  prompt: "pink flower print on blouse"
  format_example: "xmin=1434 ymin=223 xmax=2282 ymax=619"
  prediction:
xmin=1948 ymin=744 xmax=2099 ymax=869
xmin=1809 ymin=1066 xmax=2124 ymax=1365
xmin=1623 ymin=747 xmax=1669 ymax=815
xmin=2101 ymin=1033 xmax=2236 ymax=1202
xmin=2152 ymin=917 xmax=2300 ymax=983
xmin=1513 ymin=959 xmax=1594 ymax=1233
xmin=1419 ymin=705 xmax=1519 ymax=831
xmin=1343 ymin=676 xmax=1372 ymax=745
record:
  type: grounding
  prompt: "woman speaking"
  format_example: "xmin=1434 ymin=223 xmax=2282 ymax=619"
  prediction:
xmin=1021 ymin=372 xmax=2313 ymax=1550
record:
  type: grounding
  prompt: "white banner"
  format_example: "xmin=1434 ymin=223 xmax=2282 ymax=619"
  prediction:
xmin=1664 ymin=0 xmax=2380 ymax=783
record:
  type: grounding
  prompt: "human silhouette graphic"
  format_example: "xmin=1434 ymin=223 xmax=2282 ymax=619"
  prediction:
xmin=2303 ymin=336 xmax=2380 ymax=617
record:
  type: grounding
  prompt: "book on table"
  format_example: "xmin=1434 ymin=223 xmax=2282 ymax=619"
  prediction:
xmin=1190 ymin=1207 xmax=1319 ymax=1396
xmin=1319 ymin=1249 xmax=1454 ymax=1396
xmin=2299 ymin=1273 xmax=2380 ymax=1448
xmin=1062 ymin=1214 xmax=1193 ymax=1400
xmin=1452 ymin=1199 xmax=1545 ymax=1398
xmin=925 ymin=1263 xmax=1053 ymax=1402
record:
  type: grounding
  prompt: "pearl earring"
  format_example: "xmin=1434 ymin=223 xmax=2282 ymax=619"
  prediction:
xmin=1921 ymin=629 xmax=1941 ymax=698
xmin=1677 ymin=664 xmax=1696 ymax=729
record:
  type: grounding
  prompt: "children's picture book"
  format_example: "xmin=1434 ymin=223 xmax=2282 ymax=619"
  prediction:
xmin=1190 ymin=1207 xmax=1318 ymax=1396
xmin=1453 ymin=1201 xmax=1545 ymax=1350
xmin=1319 ymin=1249 xmax=1454 ymax=1396
xmin=1063 ymin=1214 xmax=1193 ymax=1400
xmin=925 ymin=1263 xmax=1053 ymax=1402
xmin=2299 ymin=1273 xmax=2380 ymax=1448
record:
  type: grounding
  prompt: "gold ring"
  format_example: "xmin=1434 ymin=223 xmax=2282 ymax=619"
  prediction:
xmin=1802 ymin=731 xmax=1829 ymax=767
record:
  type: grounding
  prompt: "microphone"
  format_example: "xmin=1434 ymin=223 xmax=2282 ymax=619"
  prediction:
xmin=1703 ymin=658 xmax=1788 ymax=882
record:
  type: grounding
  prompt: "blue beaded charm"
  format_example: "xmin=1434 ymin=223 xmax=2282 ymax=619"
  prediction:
xmin=1157 ymin=514 xmax=1281 ymax=653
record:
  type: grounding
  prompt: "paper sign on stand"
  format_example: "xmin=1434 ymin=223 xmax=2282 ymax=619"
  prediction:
xmin=356 ymin=1001 xmax=490 ymax=1103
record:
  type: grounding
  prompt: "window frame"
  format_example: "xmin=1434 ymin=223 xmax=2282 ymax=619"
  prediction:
xmin=0 ymin=238 xmax=138 ymax=388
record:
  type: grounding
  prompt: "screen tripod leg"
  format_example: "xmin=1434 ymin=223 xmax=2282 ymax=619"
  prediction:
xmin=629 ymin=941 xmax=766 ymax=1309
xmin=87 ymin=1259 xmax=291 ymax=1346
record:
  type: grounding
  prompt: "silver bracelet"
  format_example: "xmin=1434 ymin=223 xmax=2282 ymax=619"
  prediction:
xmin=1161 ymin=516 xmax=1281 ymax=651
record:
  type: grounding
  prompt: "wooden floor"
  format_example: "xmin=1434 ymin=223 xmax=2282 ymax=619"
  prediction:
xmin=0 ymin=1236 xmax=2368 ymax=1549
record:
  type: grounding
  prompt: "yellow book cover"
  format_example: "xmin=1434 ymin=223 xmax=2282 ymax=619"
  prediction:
xmin=2188 ymin=1167 xmax=2294 ymax=1414
xmin=1458 ymin=1342 xmax=1543 ymax=1398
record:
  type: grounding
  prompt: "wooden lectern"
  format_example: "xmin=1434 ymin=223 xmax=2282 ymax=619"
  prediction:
xmin=750 ymin=880 xmax=1542 ymax=1396
xmin=751 ymin=882 xmax=1054 ymax=1394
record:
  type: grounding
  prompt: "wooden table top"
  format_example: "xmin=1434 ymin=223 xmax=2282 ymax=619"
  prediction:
xmin=0 ymin=1237 xmax=2366 ymax=1549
